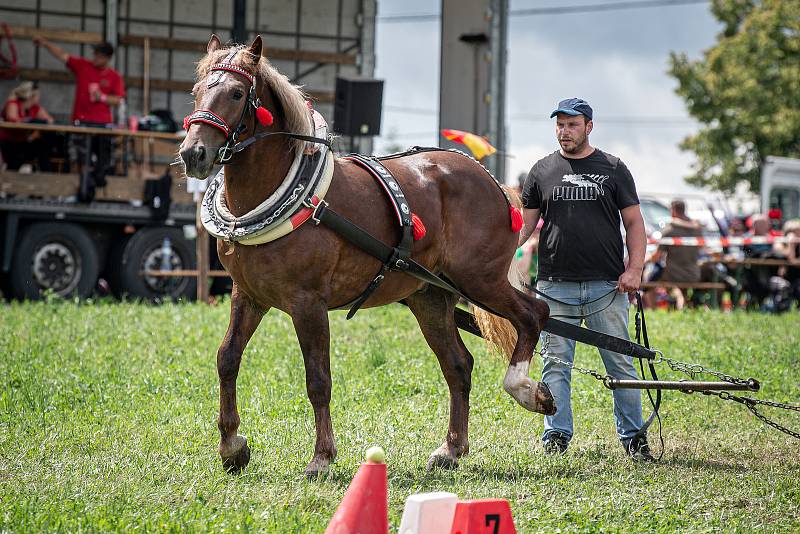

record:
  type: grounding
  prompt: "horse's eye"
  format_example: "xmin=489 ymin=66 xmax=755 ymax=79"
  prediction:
xmin=232 ymin=90 xmax=244 ymax=101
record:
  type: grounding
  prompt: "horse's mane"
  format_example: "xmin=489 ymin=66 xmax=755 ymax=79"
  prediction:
xmin=195 ymin=45 xmax=311 ymax=150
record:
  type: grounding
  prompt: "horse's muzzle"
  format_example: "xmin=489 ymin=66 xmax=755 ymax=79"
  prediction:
xmin=180 ymin=143 xmax=213 ymax=178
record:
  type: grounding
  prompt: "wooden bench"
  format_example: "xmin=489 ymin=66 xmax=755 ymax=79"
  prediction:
xmin=641 ymin=281 xmax=727 ymax=309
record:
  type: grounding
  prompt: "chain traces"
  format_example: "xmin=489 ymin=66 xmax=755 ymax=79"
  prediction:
xmin=536 ymin=336 xmax=800 ymax=440
xmin=537 ymin=335 xmax=612 ymax=385
xmin=697 ymin=390 xmax=800 ymax=440
xmin=659 ymin=356 xmax=754 ymax=387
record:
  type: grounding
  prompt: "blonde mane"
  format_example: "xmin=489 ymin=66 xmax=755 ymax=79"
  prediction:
xmin=195 ymin=44 xmax=311 ymax=149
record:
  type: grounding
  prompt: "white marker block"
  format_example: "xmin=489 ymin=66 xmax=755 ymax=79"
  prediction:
xmin=398 ymin=491 xmax=458 ymax=534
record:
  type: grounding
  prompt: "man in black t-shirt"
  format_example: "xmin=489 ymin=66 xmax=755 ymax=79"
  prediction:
xmin=518 ymin=98 xmax=652 ymax=461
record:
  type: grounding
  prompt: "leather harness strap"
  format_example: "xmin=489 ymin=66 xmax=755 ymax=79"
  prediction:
xmin=333 ymin=155 xmax=415 ymax=319
xmin=316 ymin=197 xmax=659 ymax=360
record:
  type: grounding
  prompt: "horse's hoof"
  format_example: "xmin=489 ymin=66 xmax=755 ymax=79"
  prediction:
xmin=426 ymin=445 xmax=459 ymax=471
xmin=504 ymin=377 xmax=556 ymax=415
xmin=220 ymin=435 xmax=250 ymax=474
xmin=304 ymin=456 xmax=332 ymax=479
xmin=536 ymin=382 xmax=556 ymax=415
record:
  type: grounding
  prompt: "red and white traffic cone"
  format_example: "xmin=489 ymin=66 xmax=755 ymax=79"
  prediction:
xmin=325 ymin=447 xmax=388 ymax=534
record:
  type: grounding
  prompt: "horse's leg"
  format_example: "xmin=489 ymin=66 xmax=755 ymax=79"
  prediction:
xmin=468 ymin=282 xmax=556 ymax=415
xmin=290 ymin=296 xmax=337 ymax=478
xmin=406 ymin=287 xmax=473 ymax=470
xmin=218 ymin=284 xmax=266 ymax=473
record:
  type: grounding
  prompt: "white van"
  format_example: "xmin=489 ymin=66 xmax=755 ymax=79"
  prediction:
xmin=762 ymin=156 xmax=800 ymax=221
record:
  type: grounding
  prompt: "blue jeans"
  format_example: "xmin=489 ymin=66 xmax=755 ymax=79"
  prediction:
xmin=536 ymin=280 xmax=643 ymax=443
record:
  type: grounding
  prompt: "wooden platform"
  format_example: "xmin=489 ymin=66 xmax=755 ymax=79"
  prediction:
xmin=0 ymin=170 xmax=194 ymax=204
xmin=641 ymin=281 xmax=725 ymax=290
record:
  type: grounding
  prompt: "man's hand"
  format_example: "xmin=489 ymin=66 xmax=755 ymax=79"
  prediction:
xmin=617 ymin=266 xmax=643 ymax=293
xmin=89 ymin=86 xmax=102 ymax=102
xmin=33 ymin=35 xmax=45 ymax=46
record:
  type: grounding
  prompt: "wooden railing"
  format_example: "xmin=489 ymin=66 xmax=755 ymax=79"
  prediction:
xmin=8 ymin=25 xmax=342 ymax=102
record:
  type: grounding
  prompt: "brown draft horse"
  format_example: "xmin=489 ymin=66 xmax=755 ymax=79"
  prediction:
xmin=180 ymin=35 xmax=554 ymax=477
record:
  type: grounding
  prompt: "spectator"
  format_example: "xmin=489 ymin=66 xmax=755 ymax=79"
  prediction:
xmin=34 ymin=36 xmax=125 ymax=191
xmin=744 ymin=214 xmax=773 ymax=257
xmin=643 ymin=200 xmax=702 ymax=309
xmin=0 ymin=82 xmax=54 ymax=171
xmin=775 ymin=220 xmax=800 ymax=307
xmin=27 ymin=87 xmax=55 ymax=124
xmin=739 ymin=214 xmax=786 ymax=310
xmin=775 ymin=220 xmax=800 ymax=264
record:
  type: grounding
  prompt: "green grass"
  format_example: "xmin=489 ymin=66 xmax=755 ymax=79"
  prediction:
xmin=1 ymin=300 xmax=799 ymax=532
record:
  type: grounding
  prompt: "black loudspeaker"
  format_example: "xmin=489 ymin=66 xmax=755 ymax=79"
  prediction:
xmin=333 ymin=76 xmax=384 ymax=136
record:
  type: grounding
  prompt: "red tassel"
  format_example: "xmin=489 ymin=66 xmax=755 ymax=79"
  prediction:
xmin=411 ymin=213 xmax=426 ymax=241
xmin=510 ymin=206 xmax=523 ymax=233
xmin=256 ymin=106 xmax=274 ymax=126
xmin=183 ymin=116 xmax=189 ymax=130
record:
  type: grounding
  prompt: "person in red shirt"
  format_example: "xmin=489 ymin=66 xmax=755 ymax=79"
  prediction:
xmin=34 ymin=36 xmax=126 ymax=194
xmin=34 ymin=37 xmax=124 ymax=123
xmin=0 ymin=81 xmax=55 ymax=171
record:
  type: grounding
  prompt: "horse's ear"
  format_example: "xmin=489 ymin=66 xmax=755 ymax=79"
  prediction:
xmin=248 ymin=35 xmax=263 ymax=63
xmin=207 ymin=34 xmax=221 ymax=54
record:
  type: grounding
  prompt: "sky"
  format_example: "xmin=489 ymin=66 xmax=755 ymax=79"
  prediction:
xmin=372 ymin=0 xmax=723 ymax=198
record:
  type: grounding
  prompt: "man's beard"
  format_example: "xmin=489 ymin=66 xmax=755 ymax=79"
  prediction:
xmin=560 ymin=133 xmax=586 ymax=154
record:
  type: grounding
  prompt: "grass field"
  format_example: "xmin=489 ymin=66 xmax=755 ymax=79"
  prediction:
xmin=1 ymin=299 xmax=799 ymax=532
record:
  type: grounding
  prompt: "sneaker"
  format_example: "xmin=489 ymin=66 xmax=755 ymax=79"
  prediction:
xmin=625 ymin=435 xmax=655 ymax=462
xmin=543 ymin=432 xmax=569 ymax=455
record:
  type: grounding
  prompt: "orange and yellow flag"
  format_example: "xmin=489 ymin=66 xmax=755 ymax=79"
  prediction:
xmin=441 ymin=129 xmax=497 ymax=161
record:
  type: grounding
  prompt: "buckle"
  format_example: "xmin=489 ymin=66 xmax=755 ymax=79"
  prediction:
xmin=310 ymin=199 xmax=328 ymax=225
xmin=217 ymin=143 xmax=233 ymax=163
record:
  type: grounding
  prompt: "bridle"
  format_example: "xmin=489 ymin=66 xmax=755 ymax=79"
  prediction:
xmin=183 ymin=47 xmax=275 ymax=164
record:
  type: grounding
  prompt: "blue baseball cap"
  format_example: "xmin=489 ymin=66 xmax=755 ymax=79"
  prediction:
xmin=550 ymin=98 xmax=593 ymax=120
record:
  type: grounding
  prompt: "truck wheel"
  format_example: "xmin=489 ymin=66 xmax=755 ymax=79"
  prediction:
xmin=117 ymin=227 xmax=196 ymax=301
xmin=10 ymin=222 xmax=100 ymax=300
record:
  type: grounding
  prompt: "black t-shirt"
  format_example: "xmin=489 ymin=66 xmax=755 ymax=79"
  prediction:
xmin=522 ymin=149 xmax=639 ymax=281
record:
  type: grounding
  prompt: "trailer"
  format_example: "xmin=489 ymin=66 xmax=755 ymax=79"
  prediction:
xmin=0 ymin=162 xmax=205 ymax=301
xmin=0 ymin=0 xmax=377 ymax=301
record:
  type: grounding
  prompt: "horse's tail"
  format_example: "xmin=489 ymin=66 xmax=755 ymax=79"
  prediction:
xmin=472 ymin=184 xmax=525 ymax=362
xmin=503 ymin=185 xmax=523 ymax=209
xmin=473 ymin=306 xmax=518 ymax=362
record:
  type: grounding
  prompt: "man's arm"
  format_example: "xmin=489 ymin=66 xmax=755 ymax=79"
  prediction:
xmin=89 ymin=90 xmax=122 ymax=107
xmin=33 ymin=36 xmax=69 ymax=64
xmin=618 ymin=204 xmax=646 ymax=292
xmin=518 ymin=208 xmax=541 ymax=247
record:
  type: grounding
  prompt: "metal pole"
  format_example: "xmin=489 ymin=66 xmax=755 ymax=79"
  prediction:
xmin=606 ymin=379 xmax=760 ymax=392
xmin=196 ymin=202 xmax=210 ymax=303
xmin=104 ymin=0 xmax=119 ymax=69
xmin=232 ymin=0 xmax=247 ymax=43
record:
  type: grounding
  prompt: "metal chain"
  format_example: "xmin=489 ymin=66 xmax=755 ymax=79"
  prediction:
xmin=658 ymin=356 xmax=754 ymax=387
xmin=537 ymin=335 xmax=800 ymax=440
xmin=537 ymin=335 xmax=614 ymax=386
xmin=697 ymin=390 xmax=800 ymax=440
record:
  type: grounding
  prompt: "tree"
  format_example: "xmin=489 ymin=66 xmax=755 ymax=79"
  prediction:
xmin=669 ymin=0 xmax=800 ymax=192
